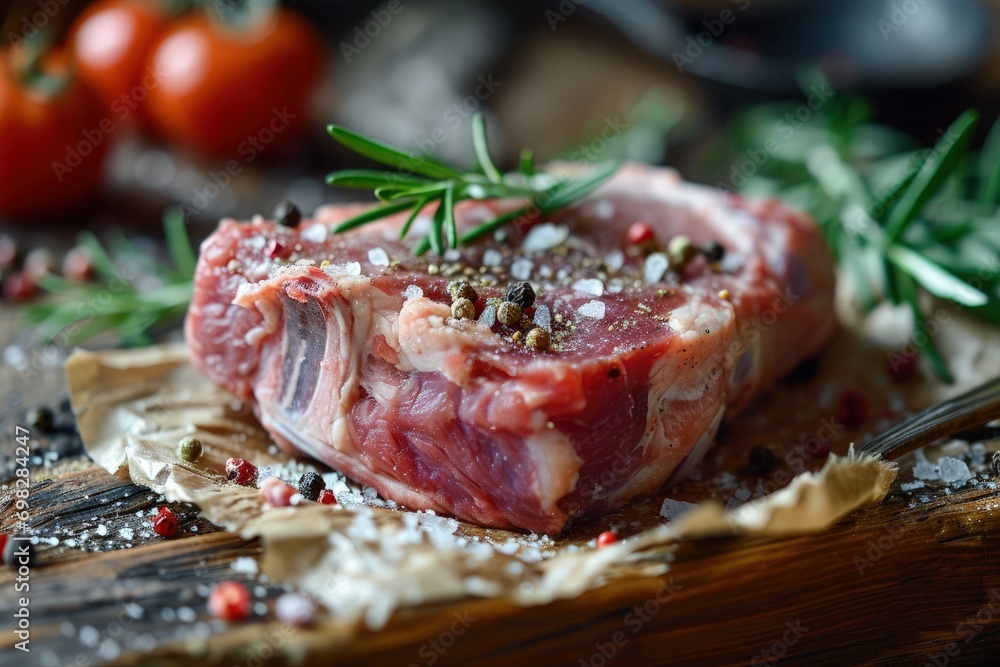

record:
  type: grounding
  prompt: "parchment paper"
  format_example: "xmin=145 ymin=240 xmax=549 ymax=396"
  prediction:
xmin=66 ymin=341 xmax=899 ymax=630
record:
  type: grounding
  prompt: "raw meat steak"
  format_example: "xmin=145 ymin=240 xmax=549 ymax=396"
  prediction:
xmin=186 ymin=163 xmax=836 ymax=534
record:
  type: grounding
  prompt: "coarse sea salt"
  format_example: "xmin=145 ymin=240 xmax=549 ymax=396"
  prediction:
xmin=483 ymin=248 xmax=504 ymax=267
xmin=367 ymin=247 xmax=390 ymax=267
xmin=300 ymin=224 xmax=328 ymax=243
xmin=404 ymin=285 xmax=423 ymax=300
xmin=577 ymin=300 xmax=606 ymax=319
xmin=533 ymin=305 xmax=552 ymax=332
xmin=660 ymin=498 xmax=697 ymax=521
xmin=644 ymin=252 xmax=669 ymax=283
xmin=572 ymin=278 xmax=603 ymax=296
xmin=511 ymin=258 xmax=533 ymax=281
xmin=522 ymin=223 xmax=569 ymax=253
xmin=938 ymin=457 xmax=974 ymax=485
xmin=603 ymin=250 xmax=625 ymax=272
xmin=323 ymin=261 xmax=361 ymax=277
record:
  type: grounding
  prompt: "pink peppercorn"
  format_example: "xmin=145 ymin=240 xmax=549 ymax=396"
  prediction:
xmin=596 ymin=531 xmax=619 ymax=548
xmin=226 ymin=458 xmax=258 ymax=487
xmin=836 ymin=388 xmax=870 ymax=428
xmin=260 ymin=477 xmax=297 ymax=507
xmin=153 ymin=507 xmax=178 ymax=538
xmin=208 ymin=581 xmax=252 ymax=621
xmin=627 ymin=222 xmax=655 ymax=245
xmin=317 ymin=489 xmax=337 ymax=505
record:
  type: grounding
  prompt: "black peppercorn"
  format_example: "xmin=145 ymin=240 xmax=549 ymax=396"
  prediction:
xmin=298 ymin=472 xmax=326 ymax=502
xmin=448 ymin=281 xmax=478 ymax=304
xmin=992 ymin=451 xmax=1000 ymax=478
xmin=506 ymin=281 xmax=535 ymax=308
xmin=26 ymin=407 xmax=53 ymax=433
xmin=273 ymin=201 xmax=302 ymax=228
xmin=748 ymin=445 xmax=777 ymax=475
xmin=702 ymin=242 xmax=725 ymax=262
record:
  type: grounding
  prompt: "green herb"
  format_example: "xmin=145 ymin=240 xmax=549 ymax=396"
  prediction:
xmin=708 ymin=85 xmax=1000 ymax=381
xmin=21 ymin=207 xmax=195 ymax=347
xmin=325 ymin=113 xmax=620 ymax=254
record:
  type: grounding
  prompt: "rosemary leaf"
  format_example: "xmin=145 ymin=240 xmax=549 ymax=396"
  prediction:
xmin=887 ymin=244 xmax=988 ymax=307
xmin=897 ymin=271 xmax=953 ymax=383
xmin=472 ymin=114 xmax=502 ymax=184
xmin=163 ymin=207 xmax=197 ymax=278
xmin=884 ymin=110 xmax=979 ymax=243
xmin=325 ymin=169 xmax=430 ymax=189
xmin=326 ymin=124 xmax=463 ymax=181
xmin=332 ymin=200 xmax=415 ymax=233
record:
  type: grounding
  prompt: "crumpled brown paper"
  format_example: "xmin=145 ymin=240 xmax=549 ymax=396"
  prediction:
xmin=66 ymin=344 xmax=897 ymax=630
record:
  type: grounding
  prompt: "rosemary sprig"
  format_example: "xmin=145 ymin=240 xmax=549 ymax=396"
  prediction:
xmin=325 ymin=113 xmax=620 ymax=253
xmin=20 ymin=207 xmax=195 ymax=348
xmin=709 ymin=86 xmax=1000 ymax=381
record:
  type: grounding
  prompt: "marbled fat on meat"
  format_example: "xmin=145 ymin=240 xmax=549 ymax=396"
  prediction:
xmin=186 ymin=163 xmax=836 ymax=534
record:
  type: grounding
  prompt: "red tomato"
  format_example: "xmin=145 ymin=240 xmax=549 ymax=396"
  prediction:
xmin=68 ymin=0 xmax=168 ymax=125
xmin=145 ymin=8 xmax=324 ymax=158
xmin=0 ymin=49 xmax=109 ymax=220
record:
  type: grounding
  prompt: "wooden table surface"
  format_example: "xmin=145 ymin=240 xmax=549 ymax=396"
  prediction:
xmin=2 ymin=313 xmax=1000 ymax=666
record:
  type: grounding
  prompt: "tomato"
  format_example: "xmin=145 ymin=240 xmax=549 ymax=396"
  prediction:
xmin=0 ymin=49 xmax=109 ymax=220
xmin=145 ymin=8 xmax=324 ymax=158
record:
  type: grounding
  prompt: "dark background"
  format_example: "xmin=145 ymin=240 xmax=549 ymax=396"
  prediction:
xmin=0 ymin=0 xmax=998 ymax=239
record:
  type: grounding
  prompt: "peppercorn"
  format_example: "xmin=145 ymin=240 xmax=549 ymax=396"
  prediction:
xmin=596 ymin=531 xmax=618 ymax=548
xmin=748 ymin=445 xmax=778 ymax=475
xmin=626 ymin=222 xmax=655 ymax=245
xmin=26 ymin=407 xmax=54 ymax=433
xmin=836 ymin=388 xmax=869 ymax=428
xmin=992 ymin=451 xmax=1000 ymax=478
xmin=702 ymin=241 xmax=725 ymax=262
xmin=226 ymin=458 xmax=258 ymax=487
xmin=451 ymin=297 xmax=475 ymax=320
xmin=448 ymin=280 xmax=478 ymax=303
xmin=505 ymin=281 xmax=536 ymax=308
xmin=178 ymin=436 xmax=203 ymax=462
xmin=208 ymin=581 xmax=252 ymax=621
xmin=272 ymin=201 xmax=302 ymax=227
xmin=525 ymin=327 xmax=550 ymax=351
xmin=667 ymin=235 xmax=695 ymax=269
xmin=318 ymin=489 xmax=337 ymax=505
xmin=260 ymin=477 xmax=297 ymax=507
xmin=496 ymin=301 xmax=522 ymax=327
xmin=298 ymin=472 xmax=325 ymax=501
xmin=153 ymin=507 xmax=178 ymax=538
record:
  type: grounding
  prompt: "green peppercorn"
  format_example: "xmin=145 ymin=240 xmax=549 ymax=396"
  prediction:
xmin=448 ymin=280 xmax=478 ymax=303
xmin=451 ymin=297 xmax=475 ymax=320
xmin=505 ymin=281 xmax=536 ymax=308
xmin=525 ymin=327 xmax=550 ymax=351
xmin=497 ymin=301 xmax=522 ymax=327
xmin=667 ymin=235 xmax=695 ymax=269
xmin=178 ymin=436 xmax=203 ymax=462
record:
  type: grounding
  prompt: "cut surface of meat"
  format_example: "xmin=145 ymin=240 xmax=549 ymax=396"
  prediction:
xmin=186 ymin=163 xmax=836 ymax=534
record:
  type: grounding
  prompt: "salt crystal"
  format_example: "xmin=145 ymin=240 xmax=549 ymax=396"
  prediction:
xmin=404 ymin=285 xmax=423 ymax=300
xmin=300 ymin=224 xmax=328 ymax=243
xmin=96 ymin=524 xmax=108 ymax=536
xmin=443 ymin=249 xmax=461 ymax=261
xmin=577 ymin=300 xmax=606 ymax=319
xmin=939 ymin=457 xmax=973 ymax=485
xmin=660 ymin=498 xmax=697 ymax=521
xmin=900 ymin=481 xmax=925 ymax=491
xmin=79 ymin=625 xmax=100 ymax=648
xmin=607 ymin=279 xmax=624 ymax=294
xmin=522 ymin=223 xmax=569 ymax=252
xmin=572 ymin=278 xmax=603 ymax=296
xmin=483 ymin=248 xmax=503 ymax=267
xmin=176 ymin=606 xmax=196 ymax=623
xmin=912 ymin=449 xmax=938 ymax=481
xmin=532 ymin=305 xmax=552 ymax=332
xmin=592 ymin=200 xmax=615 ymax=220
xmin=511 ymin=258 xmax=533 ymax=281
xmin=604 ymin=250 xmax=625 ymax=271
xmin=322 ymin=261 xmax=361 ymax=277
xmin=367 ymin=247 xmax=390 ymax=267
xmin=478 ymin=304 xmax=496 ymax=326
xmin=643 ymin=252 xmax=669 ymax=283
xmin=231 ymin=558 xmax=259 ymax=577
xmin=276 ymin=592 xmax=316 ymax=627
